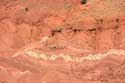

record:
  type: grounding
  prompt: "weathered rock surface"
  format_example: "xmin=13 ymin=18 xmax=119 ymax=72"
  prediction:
xmin=0 ymin=0 xmax=125 ymax=83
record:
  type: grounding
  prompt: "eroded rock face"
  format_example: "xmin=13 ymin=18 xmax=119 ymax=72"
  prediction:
xmin=0 ymin=0 xmax=125 ymax=83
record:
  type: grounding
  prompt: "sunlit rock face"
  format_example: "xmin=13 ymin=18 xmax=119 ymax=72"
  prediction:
xmin=0 ymin=0 xmax=125 ymax=83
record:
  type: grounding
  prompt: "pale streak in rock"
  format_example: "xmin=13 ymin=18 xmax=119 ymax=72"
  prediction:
xmin=67 ymin=46 xmax=90 ymax=52
xmin=25 ymin=49 xmax=125 ymax=62
xmin=40 ymin=36 xmax=49 ymax=43
xmin=59 ymin=54 xmax=75 ymax=61
xmin=12 ymin=36 xmax=49 ymax=57
xmin=39 ymin=53 xmax=48 ymax=60
xmin=49 ymin=54 xmax=58 ymax=61
xmin=12 ymin=36 xmax=125 ymax=62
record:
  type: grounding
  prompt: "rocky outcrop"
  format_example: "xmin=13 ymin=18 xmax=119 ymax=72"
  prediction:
xmin=0 ymin=0 xmax=125 ymax=83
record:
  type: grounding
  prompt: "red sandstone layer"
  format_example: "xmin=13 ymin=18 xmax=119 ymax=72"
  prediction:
xmin=0 ymin=0 xmax=125 ymax=83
